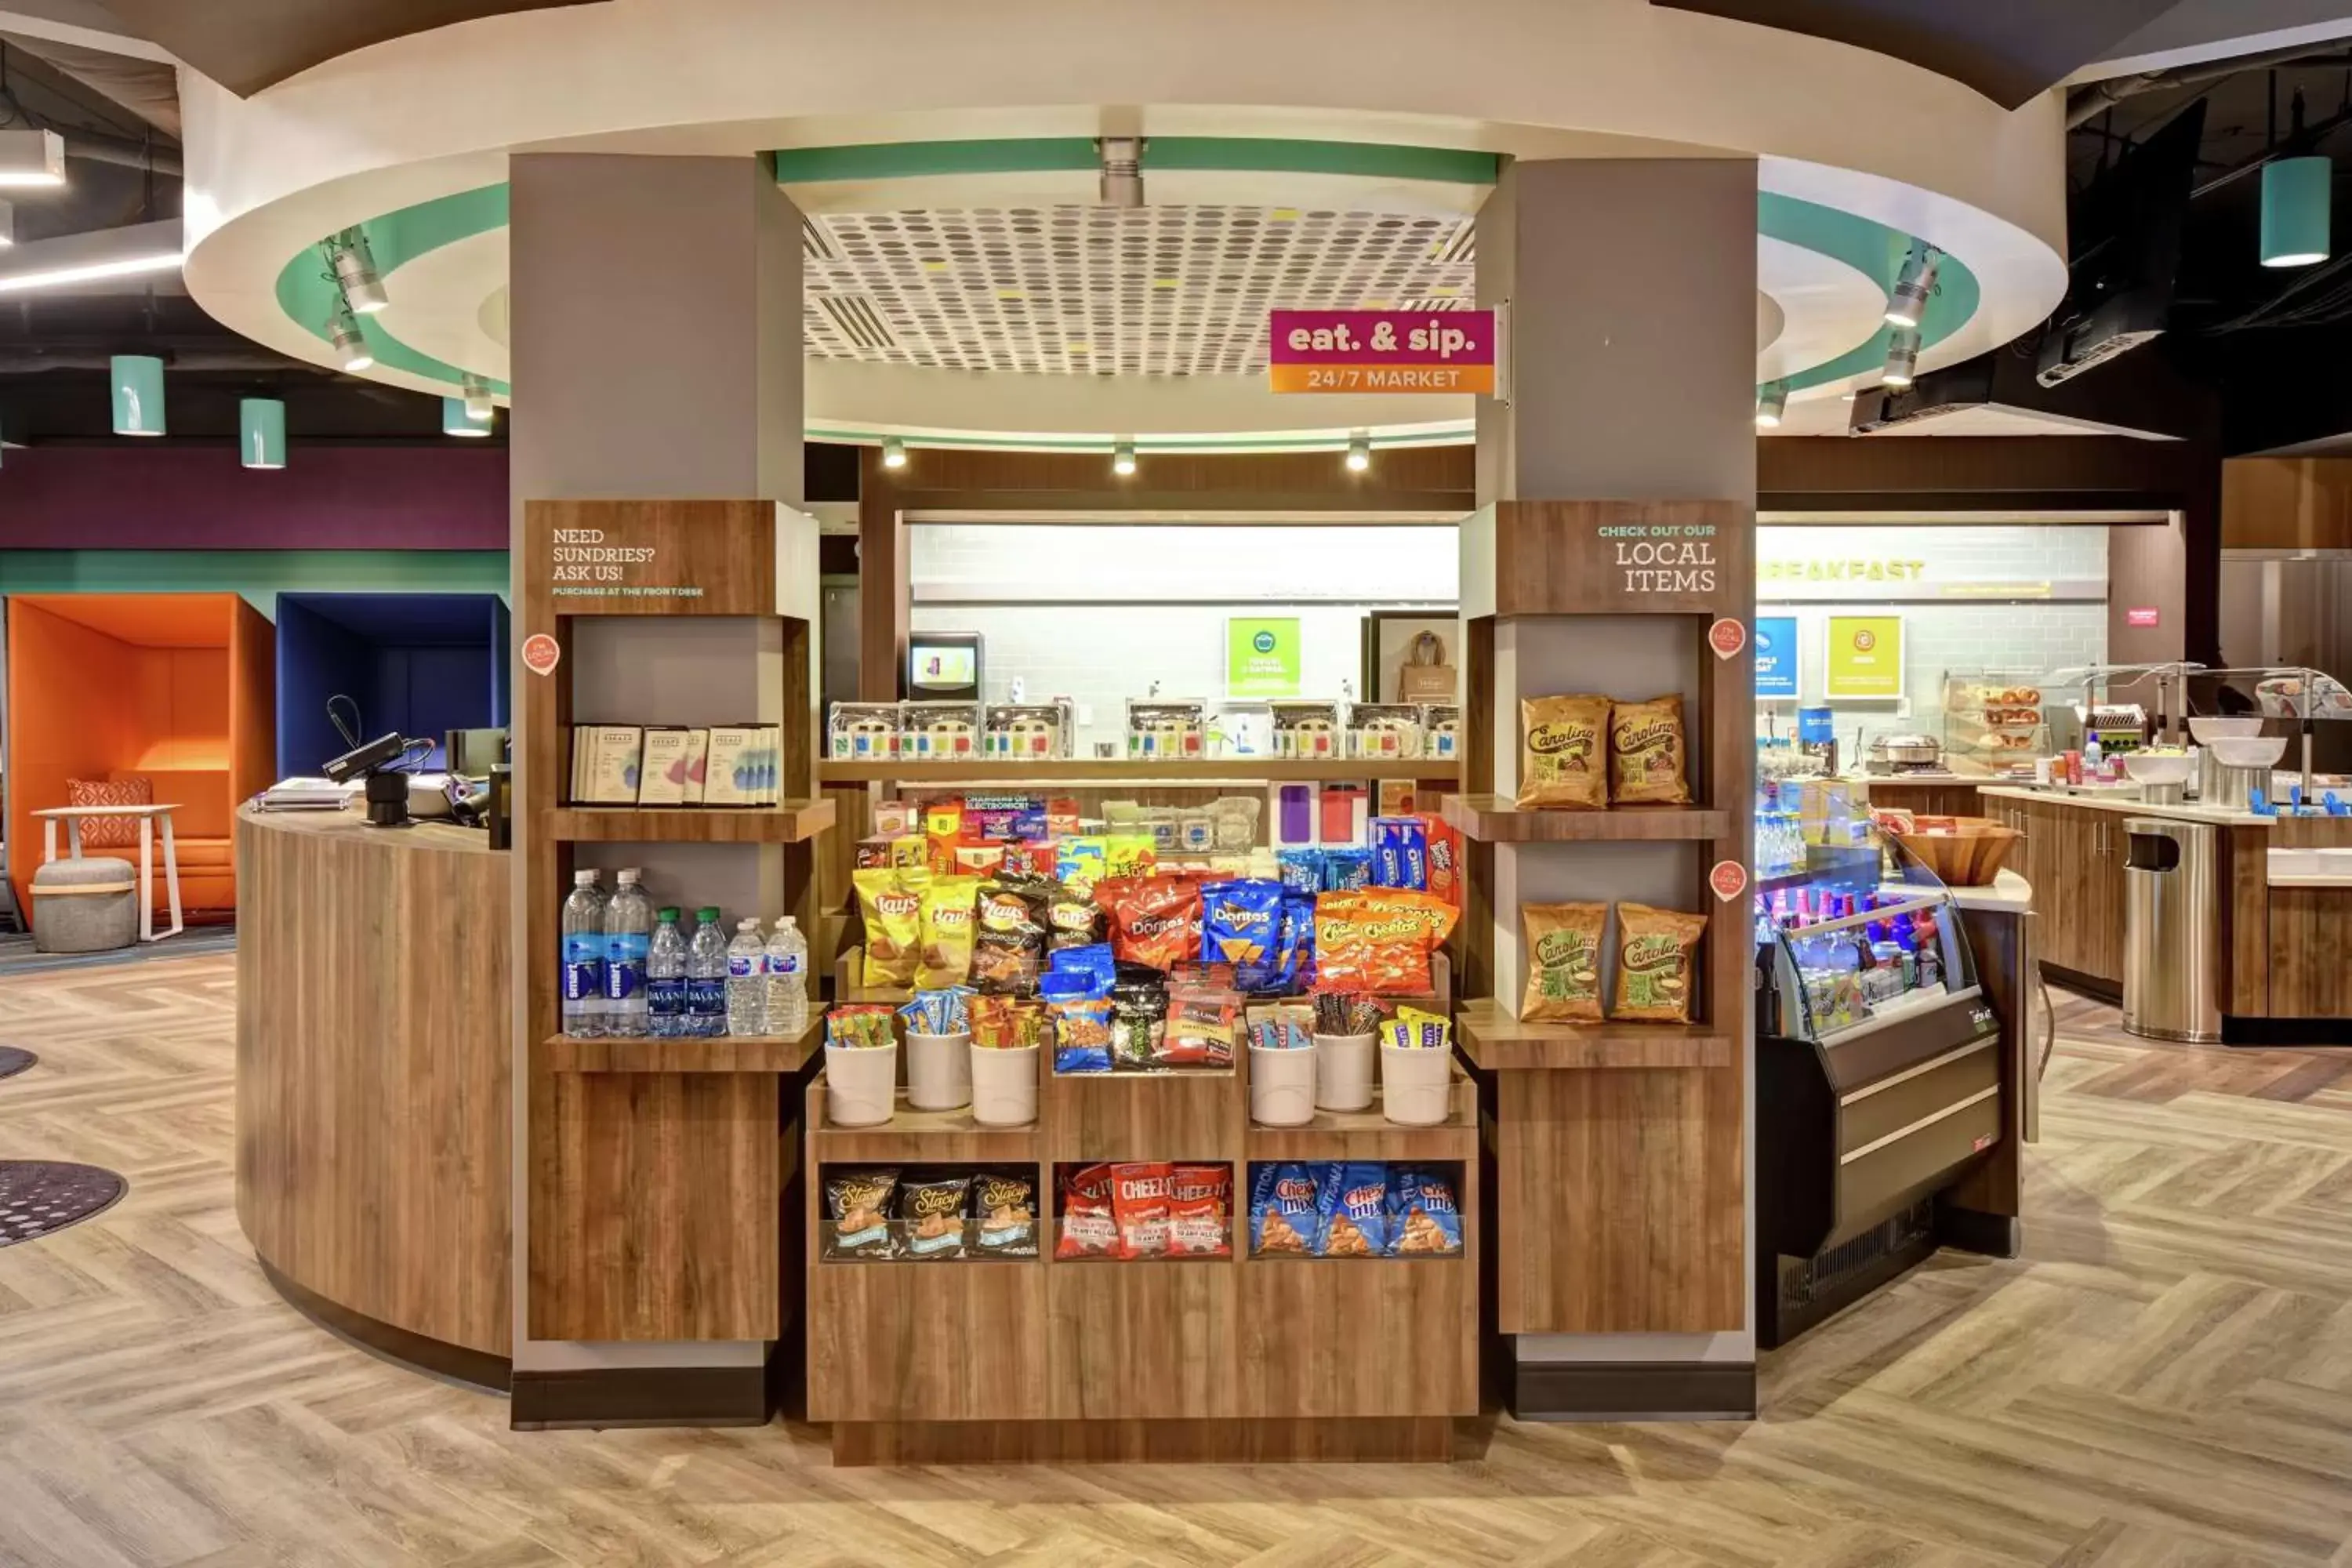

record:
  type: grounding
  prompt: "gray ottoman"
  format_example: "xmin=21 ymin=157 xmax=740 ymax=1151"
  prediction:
xmin=31 ymin=857 xmax=138 ymax=954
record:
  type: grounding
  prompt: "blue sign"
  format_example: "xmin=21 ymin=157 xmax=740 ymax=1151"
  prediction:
xmin=1755 ymin=615 xmax=1800 ymax=698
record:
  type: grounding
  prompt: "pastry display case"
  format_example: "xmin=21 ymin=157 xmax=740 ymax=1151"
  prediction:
xmin=1940 ymin=670 xmax=2046 ymax=775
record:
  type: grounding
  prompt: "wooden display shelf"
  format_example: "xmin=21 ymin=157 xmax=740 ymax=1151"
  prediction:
xmin=1043 ymin=1066 xmax=1241 ymax=1163
xmin=807 ymin=1080 xmax=1040 ymax=1163
xmin=1441 ymin=793 xmax=1730 ymax=842
xmin=546 ymin=799 xmax=836 ymax=844
xmin=539 ymin=1022 xmax=822 ymax=1075
xmin=1245 ymin=1069 xmax=1477 ymax=1160
xmin=1456 ymin=1000 xmax=1735 ymax=1072
xmin=819 ymin=757 xmax=1458 ymax=785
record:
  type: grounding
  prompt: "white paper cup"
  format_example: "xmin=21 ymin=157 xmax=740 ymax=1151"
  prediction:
xmin=1249 ymin=1044 xmax=1317 ymax=1127
xmin=1381 ymin=1044 xmax=1451 ymax=1127
xmin=1315 ymin=1032 xmax=1377 ymax=1112
xmin=970 ymin=1043 xmax=1040 ymax=1127
xmin=905 ymin=1030 xmax=973 ymax=1111
xmin=826 ymin=1042 xmax=898 ymax=1127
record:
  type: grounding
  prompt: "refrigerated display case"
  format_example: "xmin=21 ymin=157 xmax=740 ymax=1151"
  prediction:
xmin=1754 ymin=827 xmax=2004 ymax=1346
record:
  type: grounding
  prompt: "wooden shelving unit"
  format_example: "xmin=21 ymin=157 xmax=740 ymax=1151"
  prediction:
xmin=1456 ymin=1002 xmax=1733 ymax=1072
xmin=1443 ymin=793 xmax=1729 ymax=842
xmin=1243 ymin=1068 xmax=1477 ymax=1160
xmin=539 ymin=1024 xmax=822 ymax=1076
xmin=547 ymin=800 xmax=836 ymax=844
xmin=819 ymin=757 xmax=1458 ymax=785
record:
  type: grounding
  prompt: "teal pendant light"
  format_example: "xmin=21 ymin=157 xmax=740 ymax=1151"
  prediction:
xmin=111 ymin=354 xmax=165 ymax=436
xmin=240 ymin=398 xmax=287 ymax=470
xmin=2261 ymin=155 xmax=2332 ymax=267
xmin=443 ymin=396 xmax=493 ymax=437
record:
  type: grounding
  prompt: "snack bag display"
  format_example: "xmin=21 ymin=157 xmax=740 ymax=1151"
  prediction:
xmin=1047 ymin=993 xmax=1116 ymax=1074
xmin=1103 ymin=833 xmax=1156 ymax=879
xmin=1521 ymin=902 xmax=1609 ymax=1022
xmin=1314 ymin=1161 xmax=1389 ymax=1257
xmin=1201 ymin=877 xmax=1283 ymax=989
xmin=853 ymin=866 xmax=926 ymax=989
xmin=1056 ymin=837 xmax=1109 ymax=897
xmin=1416 ymin=811 xmax=1464 ymax=908
xmin=1111 ymin=1162 xmax=1173 ymax=1258
xmin=924 ymin=800 xmax=966 ymax=876
xmin=898 ymin=1174 xmax=971 ymax=1260
xmin=1276 ymin=848 xmax=1323 ymax=895
xmin=1047 ymin=885 xmax=1103 ymax=950
xmin=1167 ymin=1163 xmax=1231 ymax=1256
xmin=1096 ymin=873 xmax=1204 ymax=973
xmin=1109 ymin=975 xmax=1167 ymax=1070
xmin=1613 ymin=902 xmax=1709 ymax=1022
xmin=1609 ymin=693 xmax=1693 ymax=806
xmin=914 ymin=874 xmax=980 ymax=989
xmin=1386 ymin=1167 xmax=1463 ymax=1256
xmin=1056 ymin=1163 xmax=1121 ymax=1258
xmin=1518 ymin=693 xmax=1611 ymax=810
xmin=970 ymin=993 xmax=1045 ymax=1048
xmin=1271 ymin=895 xmax=1316 ymax=993
xmin=1160 ymin=978 xmax=1240 ymax=1067
xmin=822 ymin=1168 xmax=900 ymax=1260
xmin=971 ymin=876 xmax=1050 ymax=994
xmin=1321 ymin=847 xmax=1373 ymax=892
xmin=1249 ymin=1161 xmax=1322 ymax=1255
xmin=1370 ymin=817 xmax=1428 ymax=891
xmin=972 ymin=1171 xmax=1039 ymax=1257
xmin=1312 ymin=889 xmax=1459 ymax=995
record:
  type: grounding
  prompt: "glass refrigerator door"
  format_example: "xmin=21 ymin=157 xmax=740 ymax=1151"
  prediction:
xmin=1754 ymin=828 xmax=1980 ymax=1045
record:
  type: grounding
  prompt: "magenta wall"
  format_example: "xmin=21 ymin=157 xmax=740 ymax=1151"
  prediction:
xmin=0 ymin=446 xmax=508 ymax=550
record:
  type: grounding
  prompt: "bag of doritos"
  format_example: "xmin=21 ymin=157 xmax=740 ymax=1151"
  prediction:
xmin=1200 ymin=878 xmax=1283 ymax=990
xmin=1095 ymin=873 xmax=1203 ymax=973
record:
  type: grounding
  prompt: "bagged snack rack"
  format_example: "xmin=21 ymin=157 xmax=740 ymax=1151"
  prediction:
xmin=1443 ymin=500 xmax=1751 ymax=1411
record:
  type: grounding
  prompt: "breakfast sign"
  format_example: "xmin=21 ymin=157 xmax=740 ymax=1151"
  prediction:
xmin=1269 ymin=309 xmax=1497 ymax=394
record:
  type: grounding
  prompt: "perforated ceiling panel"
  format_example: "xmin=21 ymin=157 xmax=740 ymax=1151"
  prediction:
xmin=803 ymin=205 xmax=1477 ymax=376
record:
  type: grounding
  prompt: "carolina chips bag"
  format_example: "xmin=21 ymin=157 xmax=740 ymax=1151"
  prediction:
xmin=1609 ymin=694 xmax=1692 ymax=805
xmin=1520 ymin=902 xmax=1607 ymax=1022
xmin=1612 ymin=902 xmax=1708 ymax=1022
xmin=1517 ymin=694 xmax=1610 ymax=810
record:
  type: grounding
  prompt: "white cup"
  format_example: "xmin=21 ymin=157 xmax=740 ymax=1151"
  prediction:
xmin=905 ymin=1031 xmax=973 ymax=1111
xmin=970 ymin=1043 xmax=1040 ymax=1127
xmin=1381 ymin=1044 xmax=1451 ymax=1127
xmin=825 ymin=1042 xmax=898 ymax=1127
xmin=1314 ymin=1032 xmax=1377 ymax=1112
xmin=1248 ymin=1044 xmax=1317 ymax=1127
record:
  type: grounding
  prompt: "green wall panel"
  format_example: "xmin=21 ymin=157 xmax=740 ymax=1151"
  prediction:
xmin=0 ymin=550 xmax=510 ymax=617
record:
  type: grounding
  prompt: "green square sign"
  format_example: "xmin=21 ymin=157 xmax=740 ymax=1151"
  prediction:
xmin=1226 ymin=617 xmax=1301 ymax=698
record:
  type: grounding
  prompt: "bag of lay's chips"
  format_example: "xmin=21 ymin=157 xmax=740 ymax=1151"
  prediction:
xmin=854 ymin=866 xmax=927 ymax=990
xmin=914 ymin=874 xmax=980 ymax=989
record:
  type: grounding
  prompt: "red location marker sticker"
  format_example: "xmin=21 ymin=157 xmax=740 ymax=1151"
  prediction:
xmin=1708 ymin=618 xmax=1747 ymax=661
xmin=1708 ymin=859 xmax=1749 ymax=904
xmin=521 ymin=633 xmax=561 ymax=677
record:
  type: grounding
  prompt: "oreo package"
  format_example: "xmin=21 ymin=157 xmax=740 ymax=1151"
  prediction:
xmin=1370 ymin=816 xmax=1429 ymax=891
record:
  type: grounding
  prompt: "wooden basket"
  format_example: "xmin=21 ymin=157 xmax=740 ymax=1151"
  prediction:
xmin=1889 ymin=818 xmax=2020 ymax=887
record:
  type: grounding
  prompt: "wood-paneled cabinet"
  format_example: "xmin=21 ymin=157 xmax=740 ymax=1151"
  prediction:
xmin=1980 ymin=796 xmax=2125 ymax=991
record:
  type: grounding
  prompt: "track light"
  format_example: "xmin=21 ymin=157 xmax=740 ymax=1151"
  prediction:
xmin=0 ymin=129 xmax=66 ymax=190
xmin=443 ymin=397 xmax=492 ymax=437
xmin=328 ymin=299 xmax=375 ymax=372
xmin=1884 ymin=243 xmax=1940 ymax=329
xmin=326 ymin=227 xmax=388 ymax=314
xmin=2261 ymin=155 xmax=2332 ymax=267
xmin=461 ymin=372 xmax=495 ymax=423
xmin=1098 ymin=137 xmax=1145 ymax=209
xmin=241 ymin=399 xmax=287 ymax=470
xmin=1112 ymin=439 xmax=1138 ymax=477
xmin=881 ymin=436 xmax=907 ymax=469
xmin=1345 ymin=431 xmax=1371 ymax=471
xmin=1881 ymin=327 xmax=1920 ymax=388
xmin=1755 ymin=381 xmax=1788 ymax=428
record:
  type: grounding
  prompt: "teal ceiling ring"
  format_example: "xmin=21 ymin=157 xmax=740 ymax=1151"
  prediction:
xmin=770 ymin=137 xmax=1500 ymax=187
xmin=274 ymin=182 xmax=512 ymax=394
xmin=1757 ymin=191 xmax=1979 ymax=394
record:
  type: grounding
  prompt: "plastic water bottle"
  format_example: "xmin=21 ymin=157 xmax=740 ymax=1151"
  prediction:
xmin=686 ymin=908 xmax=729 ymax=1039
xmin=727 ymin=918 xmax=769 ymax=1037
xmin=560 ymin=870 xmax=607 ymax=1038
xmin=764 ymin=916 xmax=808 ymax=1039
xmin=647 ymin=908 xmax=688 ymax=1040
xmin=603 ymin=869 xmax=653 ymax=1037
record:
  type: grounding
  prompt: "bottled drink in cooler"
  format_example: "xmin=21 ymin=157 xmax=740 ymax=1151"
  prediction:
xmin=602 ymin=869 xmax=652 ymax=1037
xmin=560 ymin=870 xmax=607 ymax=1038
xmin=647 ymin=908 xmax=688 ymax=1040
xmin=687 ymin=908 xmax=728 ymax=1039
xmin=726 ymin=919 xmax=768 ymax=1036
xmin=764 ymin=916 xmax=808 ymax=1038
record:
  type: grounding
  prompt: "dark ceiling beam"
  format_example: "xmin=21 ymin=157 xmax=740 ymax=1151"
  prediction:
xmin=98 ymin=0 xmax=608 ymax=96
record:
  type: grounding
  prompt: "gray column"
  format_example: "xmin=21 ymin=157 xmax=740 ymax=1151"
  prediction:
xmin=506 ymin=154 xmax=803 ymax=1376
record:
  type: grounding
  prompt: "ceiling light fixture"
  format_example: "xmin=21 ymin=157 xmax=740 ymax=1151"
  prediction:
xmin=1880 ymin=327 xmax=1920 ymax=388
xmin=111 ymin=354 xmax=165 ymax=437
xmin=240 ymin=399 xmax=287 ymax=470
xmin=881 ymin=436 xmax=907 ymax=469
xmin=1884 ymin=243 xmax=1941 ymax=329
xmin=0 ymin=129 xmax=66 ymax=190
xmin=1098 ymin=136 xmax=1145 ymax=209
xmin=325 ymin=227 xmax=389 ymax=314
xmin=1112 ymin=439 xmax=1138 ymax=477
xmin=1755 ymin=381 xmax=1788 ymax=428
xmin=327 ymin=299 xmax=375 ymax=372
xmin=460 ymin=372 xmax=495 ymax=423
xmin=0 ymin=248 xmax=182 ymax=295
xmin=2261 ymin=154 xmax=2332 ymax=267
xmin=1345 ymin=431 xmax=1372 ymax=472
xmin=443 ymin=397 xmax=492 ymax=437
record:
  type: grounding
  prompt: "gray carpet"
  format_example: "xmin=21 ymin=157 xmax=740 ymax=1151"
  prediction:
xmin=0 ymin=1161 xmax=128 ymax=1247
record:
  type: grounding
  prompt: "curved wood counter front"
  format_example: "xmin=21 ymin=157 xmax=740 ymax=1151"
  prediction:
xmin=235 ymin=807 xmax=511 ymax=1383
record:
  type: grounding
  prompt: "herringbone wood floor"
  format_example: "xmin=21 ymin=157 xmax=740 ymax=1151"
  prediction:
xmin=1 ymin=955 xmax=2348 ymax=1567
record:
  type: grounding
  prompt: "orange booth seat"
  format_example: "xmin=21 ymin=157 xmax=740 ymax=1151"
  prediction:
xmin=5 ymin=594 xmax=276 ymax=924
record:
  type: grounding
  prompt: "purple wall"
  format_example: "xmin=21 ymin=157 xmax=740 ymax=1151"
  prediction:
xmin=0 ymin=446 xmax=508 ymax=550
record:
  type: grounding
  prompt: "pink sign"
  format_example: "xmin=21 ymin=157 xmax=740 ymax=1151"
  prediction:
xmin=521 ymin=633 xmax=561 ymax=677
xmin=1709 ymin=860 xmax=1749 ymax=905
xmin=1269 ymin=309 xmax=1497 ymax=394
xmin=2126 ymin=607 xmax=2160 ymax=628
xmin=1708 ymin=618 xmax=1746 ymax=661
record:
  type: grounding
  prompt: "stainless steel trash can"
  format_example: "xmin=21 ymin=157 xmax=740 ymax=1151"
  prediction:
xmin=2123 ymin=818 xmax=2223 ymax=1043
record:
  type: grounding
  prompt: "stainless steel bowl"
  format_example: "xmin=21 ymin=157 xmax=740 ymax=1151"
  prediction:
xmin=1876 ymin=734 xmax=1944 ymax=766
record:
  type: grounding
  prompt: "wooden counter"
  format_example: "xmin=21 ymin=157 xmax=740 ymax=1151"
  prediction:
xmin=235 ymin=807 xmax=510 ymax=1383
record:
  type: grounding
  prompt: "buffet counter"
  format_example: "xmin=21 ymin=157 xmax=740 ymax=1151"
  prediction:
xmin=1979 ymin=786 xmax=2352 ymax=1043
xmin=234 ymin=806 xmax=512 ymax=1384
